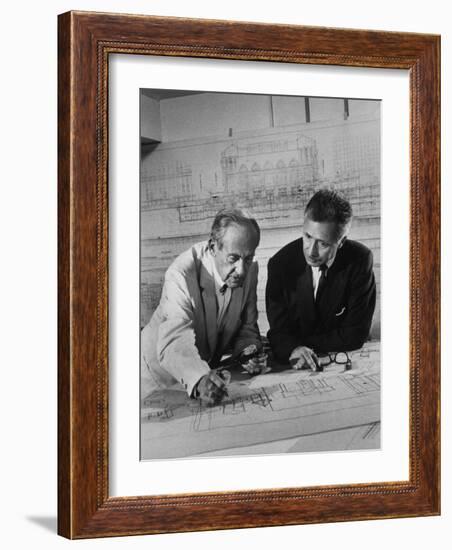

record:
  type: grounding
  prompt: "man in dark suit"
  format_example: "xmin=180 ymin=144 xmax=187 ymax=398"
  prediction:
xmin=265 ymin=189 xmax=376 ymax=370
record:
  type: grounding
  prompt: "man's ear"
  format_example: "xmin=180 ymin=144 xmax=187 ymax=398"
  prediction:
xmin=208 ymin=238 xmax=216 ymax=255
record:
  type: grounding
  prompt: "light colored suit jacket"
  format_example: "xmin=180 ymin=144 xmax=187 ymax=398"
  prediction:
xmin=141 ymin=241 xmax=261 ymax=398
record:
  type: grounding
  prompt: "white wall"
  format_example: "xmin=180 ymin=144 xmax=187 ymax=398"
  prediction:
xmin=161 ymin=92 xmax=273 ymax=141
xmin=141 ymin=94 xmax=162 ymax=141
xmin=0 ymin=1 xmax=449 ymax=550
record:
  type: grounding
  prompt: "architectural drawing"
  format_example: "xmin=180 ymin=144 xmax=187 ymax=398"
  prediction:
xmin=140 ymin=93 xmax=381 ymax=334
xmin=141 ymin=345 xmax=380 ymax=459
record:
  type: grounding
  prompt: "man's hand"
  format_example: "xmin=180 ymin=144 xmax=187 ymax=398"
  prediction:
xmin=240 ymin=344 xmax=271 ymax=375
xmin=289 ymin=346 xmax=319 ymax=371
xmin=194 ymin=371 xmax=228 ymax=406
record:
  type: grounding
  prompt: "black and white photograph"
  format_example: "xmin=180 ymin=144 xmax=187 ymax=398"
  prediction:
xmin=139 ymin=90 xmax=381 ymax=460
xmin=2 ymin=0 xmax=446 ymax=546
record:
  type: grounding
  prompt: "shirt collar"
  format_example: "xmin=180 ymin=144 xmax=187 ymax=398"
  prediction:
xmin=311 ymin=256 xmax=335 ymax=273
xmin=209 ymin=250 xmax=226 ymax=291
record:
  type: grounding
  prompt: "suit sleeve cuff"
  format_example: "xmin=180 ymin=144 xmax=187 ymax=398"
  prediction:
xmin=183 ymin=364 xmax=210 ymax=398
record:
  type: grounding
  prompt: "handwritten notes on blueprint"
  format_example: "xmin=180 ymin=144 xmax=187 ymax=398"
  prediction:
xmin=141 ymin=344 xmax=380 ymax=459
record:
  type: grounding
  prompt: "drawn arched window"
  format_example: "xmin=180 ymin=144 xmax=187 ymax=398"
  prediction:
xmin=221 ymin=145 xmax=238 ymax=173
xmin=263 ymin=161 xmax=273 ymax=187
xmin=223 ymin=157 xmax=236 ymax=172
xmin=250 ymin=162 xmax=261 ymax=187
xmin=276 ymin=159 xmax=286 ymax=186
xmin=238 ymin=164 xmax=248 ymax=187
xmin=310 ymin=146 xmax=316 ymax=163
xmin=289 ymin=158 xmax=299 ymax=185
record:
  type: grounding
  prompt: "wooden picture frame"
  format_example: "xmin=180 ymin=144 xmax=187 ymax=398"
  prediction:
xmin=58 ymin=10 xmax=440 ymax=539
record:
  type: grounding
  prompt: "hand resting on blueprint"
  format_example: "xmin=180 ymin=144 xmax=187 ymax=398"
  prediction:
xmin=193 ymin=370 xmax=229 ymax=406
xmin=289 ymin=345 xmax=319 ymax=371
xmin=240 ymin=344 xmax=271 ymax=375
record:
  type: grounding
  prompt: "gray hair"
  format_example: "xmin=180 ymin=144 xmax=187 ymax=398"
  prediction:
xmin=209 ymin=208 xmax=260 ymax=249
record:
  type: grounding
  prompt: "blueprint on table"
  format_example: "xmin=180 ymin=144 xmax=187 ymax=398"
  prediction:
xmin=140 ymin=345 xmax=380 ymax=459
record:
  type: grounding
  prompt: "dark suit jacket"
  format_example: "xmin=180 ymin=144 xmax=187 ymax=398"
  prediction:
xmin=266 ymin=237 xmax=376 ymax=362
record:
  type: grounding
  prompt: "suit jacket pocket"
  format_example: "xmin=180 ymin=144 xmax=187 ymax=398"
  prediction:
xmin=335 ymin=306 xmax=346 ymax=317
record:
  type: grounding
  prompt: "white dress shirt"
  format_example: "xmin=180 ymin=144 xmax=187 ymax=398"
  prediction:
xmin=311 ymin=258 xmax=335 ymax=299
xmin=210 ymin=253 xmax=232 ymax=330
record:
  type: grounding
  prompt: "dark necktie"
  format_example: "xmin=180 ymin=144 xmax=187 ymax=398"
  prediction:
xmin=219 ymin=283 xmax=227 ymax=295
xmin=316 ymin=264 xmax=328 ymax=302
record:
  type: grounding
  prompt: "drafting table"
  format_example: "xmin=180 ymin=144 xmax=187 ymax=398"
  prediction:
xmin=141 ymin=341 xmax=380 ymax=460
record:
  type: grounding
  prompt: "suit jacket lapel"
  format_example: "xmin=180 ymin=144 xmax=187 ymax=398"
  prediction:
xmin=296 ymin=263 xmax=317 ymax=328
xmin=316 ymin=253 xmax=344 ymax=321
xmin=219 ymin=286 xmax=243 ymax=350
xmin=199 ymin=253 xmax=218 ymax=358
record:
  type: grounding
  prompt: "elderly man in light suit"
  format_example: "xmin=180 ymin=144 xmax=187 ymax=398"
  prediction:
xmin=141 ymin=209 xmax=267 ymax=406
